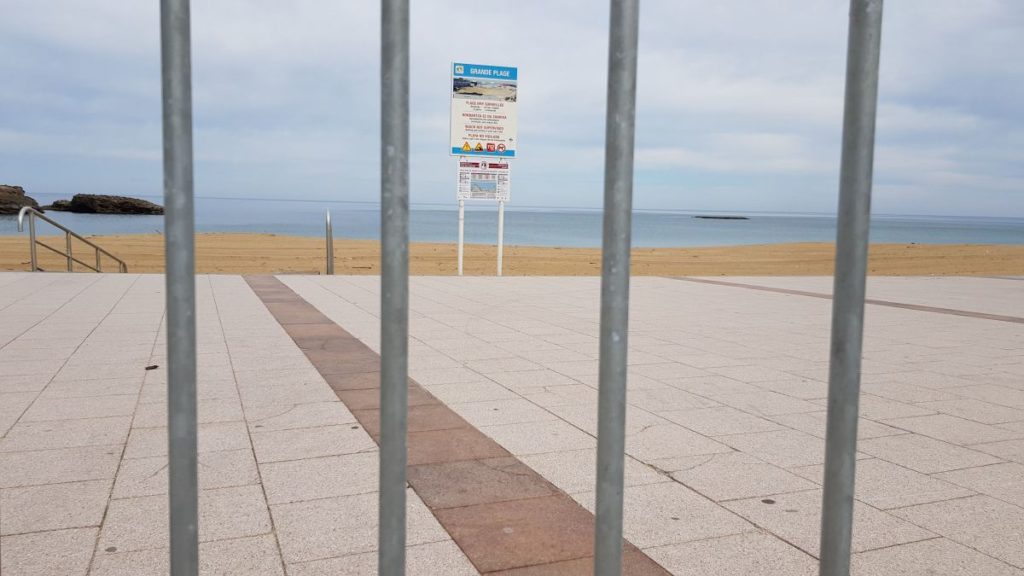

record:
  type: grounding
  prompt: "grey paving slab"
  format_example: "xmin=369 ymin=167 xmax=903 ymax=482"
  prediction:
xmin=858 ymin=433 xmax=1004 ymax=473
xmin=851 ymin=537 xmax=1024 ymax=576
xmin=0 ymin=527 xmax=98 ymax=576
xmin=646 ymin=532 xmax=817 ymax=576
xmin=891 ymin=495 xmax=1024 ymax=569
xmin=790 ymin=458 xmax=976 ymax=509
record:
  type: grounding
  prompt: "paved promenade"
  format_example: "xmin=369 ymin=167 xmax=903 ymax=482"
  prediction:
xmin=1 ymin=272 xmax=1022 ymax=575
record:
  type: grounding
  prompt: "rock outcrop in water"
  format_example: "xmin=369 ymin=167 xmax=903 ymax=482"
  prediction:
xmin=43 ymin=194 xmax=164 ymax=215
xmin=0 ymin=185 xmax=40 ymax=215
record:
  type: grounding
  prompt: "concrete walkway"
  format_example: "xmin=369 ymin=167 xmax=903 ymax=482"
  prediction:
xmin=1 ymin=273 xmax=1022 ymax=575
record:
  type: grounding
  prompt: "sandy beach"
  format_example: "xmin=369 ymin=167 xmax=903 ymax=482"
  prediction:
xmin=1 ymin=233 xmax=1021 ymax=275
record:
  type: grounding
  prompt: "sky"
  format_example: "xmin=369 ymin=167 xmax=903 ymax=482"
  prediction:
xmin=1 ymin=1 xmax=1022 ymax=217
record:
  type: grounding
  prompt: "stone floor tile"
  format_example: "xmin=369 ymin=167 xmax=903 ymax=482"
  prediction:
xmin=487 ymin=369 xmax=581 ymax=393
xmin=124 ymin=421 xmax=251 ymax=459
xmin=465 ymin=357 xmax=543 ymax=374
xmin=723 ymin=489 xmax=935 ymax=557
xmin=576 ymin=482 xmax=755 ymax=549
xmin=935 ymin=462 xmax=1024 ymax=508
xmin=250 ymin=424 xmax=375 ymax=463
xmin=711 ymin=390 xmax=821 ymax=416
xmin=0 ymin=444 xmax=121 ymax=488
xmin=1 ymin=479 xmax=112 ymax=535
xmin=487 ymin=551 xmax=669 ymax=576
xmin=426 ymin=380 xmax=521 ymax=404
xmin=521 ymin=385 xmax=599 ymax=408
xmin=98 ymin=485 xmax=272 ymax=552
xmin=769 ymin=412 xmax=903 ymax=440
xmin=971 ymin=438 xmax=1024 ymax=464
xmin=520 ymin=449 xmax=668 ymax=494
xmin=882 ymin=414 xmax=1024 ymax=445
xmin=239 ymin=380 xmax=339 ymax=409
xmin=91 ymin=535 xmax=286 ymax=576
xmin=407 ymin=427 xmax=509 ymax=465
xmin=131 ymin=398 xmax=244 ymax=428
xmin=353 ymin=404 xmax=468 ymax=437
xmin=287 ymin=540 xmax=478 ymax=576
xmin=891 ymin=495 xmax=1024 ymax=569
xmin=645 ymin=532 xmax=817 ymax=576
xmin=19 ymin=394 xmax=138 ymax=422
xmin=660 ymin=452 xmax=817 ymax=501
xmin=627 ymin=387 xmax=720 ymax=413
xmin=546 ymin=403 xmax=668 ymax=437
xmin=791 ymin=458 xmax=976 ymax=509
xmin=450 ymin=398 xmax=559 ymax=427
xmin=626 ymin=423 xmax=732 ymax=461
xmin=917 ymin=398 xmax=1024 ymax=424
xmin=855 ymin=395 xmax=937 ymax=420
xmin=752 ymin=378 xmax=829 ymax=400
xmin=660 ymin=375 xmax=764 ymax=399
xmin=271 ymin=490 xmax=447 ymax=563
xmin=646 ymin=406 xmax=785 ymax=437
xmin=851 ymin=537 xmax=1024 ymax=576
xmin=113 ymin=448 xmax=260 ymax=498
xmin=408 ymin=456 xmax=557 ymax=509
xmin=479 ymin=419 xmax=596 ymax=456
xmin=0 ymin=527 xmax=97 ymax=576
xmin=433 ymin=494 xmax=595 ymax=573
xmin=717 ymin=429 xmax=832 ymax=468
xmin=39 ymin=378 xmax=143 ymax=399
xmin=858 ymin=434 xmax=1002 ymax=473
xmin=245 ymin=401 xmax=356 ymax=432
xmin=260 ymin=451 xmax=378 ymax=504
xmin=0 ymin=416 xmax=131 ymax=452
xmin=335 ymin=385 xmax=436 ymax=411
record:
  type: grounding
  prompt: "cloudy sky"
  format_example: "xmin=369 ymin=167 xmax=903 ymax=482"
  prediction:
xmin=1 ymin=1 xmax=1022 ymax=216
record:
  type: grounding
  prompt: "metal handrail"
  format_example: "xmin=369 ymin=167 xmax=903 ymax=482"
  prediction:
xmin=17 ymin=206 xmax=128 ymax=273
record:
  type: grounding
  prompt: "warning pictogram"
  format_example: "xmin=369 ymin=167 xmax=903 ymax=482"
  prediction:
xmin=474 ymin=142 xmax=484 ymax=151
xmin=462 ymin=142 xmax=471 ymax=152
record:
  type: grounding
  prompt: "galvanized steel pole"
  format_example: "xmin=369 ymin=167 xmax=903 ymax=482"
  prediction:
xmin=326 ymin=210 xmax=334 ymax=275
xmin=497 ymin=200 xmax=505 ymax=276
xmin=457 ymin=199 xmax=465 ymax=276
xmin=379 ymin=0 xmax=410 ymax=573
xmin=819 ymin=2 xmax=884 ymax=576
xmin=28 ymin=214 xmax=37 ymax=271
xmin=594 ymin=1 xmax=640 ymax=574
xmin=160 ymin=0 xmax=199 ymax=574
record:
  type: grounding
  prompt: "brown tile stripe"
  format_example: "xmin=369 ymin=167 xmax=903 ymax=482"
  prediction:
xmin=669 ymin=277 xmax=1024 ymax=324
xmin=243 ymin=275 xmax=669 ymax=575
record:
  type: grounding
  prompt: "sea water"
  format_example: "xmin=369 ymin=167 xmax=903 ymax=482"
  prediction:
xmin=1 ymin=194 xmax=1021 ymax=248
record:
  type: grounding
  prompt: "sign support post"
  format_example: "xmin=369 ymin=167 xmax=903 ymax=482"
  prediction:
xmin=457 ymin=199 xmax=465 ymax=276
xmin=497 ymin=200 xmax=505 ymax=276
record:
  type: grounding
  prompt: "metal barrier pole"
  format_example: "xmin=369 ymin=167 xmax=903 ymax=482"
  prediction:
xmin=96 ymin=248 xmax=102 ymax=272
xmin=594 ymin=0 xmax=640 ymax=574
xmin=65 ymin=232 xmax=73 ymax=272
xmin=496 ymin=200 xmax=505 ymax=276
xmin=160 ymin=0 xmax=199 ymax=574
xmin=326 ymin=210 xmax=334 ymax=275
xmin=28 ymin=213 xmax=37 ymax=271
xmin=379 ymin=0 xmax=409 ymax=573
xmin=819 ymin=2 xmax=884 ymax=576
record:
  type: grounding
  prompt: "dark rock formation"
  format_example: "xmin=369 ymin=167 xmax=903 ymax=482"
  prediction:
xmin=0 ymin=185 xmax=40 ymax=215
xmin=43 ymin=194 xmax=163 ymax=215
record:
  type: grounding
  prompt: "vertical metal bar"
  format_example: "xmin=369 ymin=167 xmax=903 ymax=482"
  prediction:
xmin=457 ymin=199 xmax=465 ymax=276
xmin=594 ymin=1 xmax=640 ymax=574
xmin=379 ymin=0 xmax=409 ymax=574
xmin=160 ymin=0 xmax=198 ymax=574
xmin=326 ymin=210 xmax=334 ymax=275
xmin=28 ymin=214 xmax=38 ymax=271
xmin=96 ymin=248 xmax=102 ymax=273
xmin=65 ymin=232 xmax=73 ymax=272
xmin=496 ymin=200 xmax=505 ymax=276
xmin=819 ymin=2 xmax=884 ymax=576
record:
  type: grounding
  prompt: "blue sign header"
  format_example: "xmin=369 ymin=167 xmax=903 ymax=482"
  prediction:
xmin=453 ymin=62 xmax=518 ymax=82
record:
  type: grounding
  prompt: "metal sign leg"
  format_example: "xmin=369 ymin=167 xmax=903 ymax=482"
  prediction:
xmin=594 ymin=0 xmax=640 ymax=574
xmin=458 ymin=199 xmax=465 ymax=276
xmin=819 ymin=2 xmax=884 ymax=576
xmin=497 ymin=200 xmax=505 ymax=276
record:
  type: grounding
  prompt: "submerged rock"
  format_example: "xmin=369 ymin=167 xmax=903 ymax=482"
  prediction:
xmin=43 ymin=194 xmax=164 ymax=215
xmin=0 ymin=185 xmax=40 ymax=215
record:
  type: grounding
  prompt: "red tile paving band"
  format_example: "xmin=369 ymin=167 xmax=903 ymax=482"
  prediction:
xmin=668 ymin=276 xmax=1024 ymax=325
xmin=244 ymin=275 xmax=669 ymax=575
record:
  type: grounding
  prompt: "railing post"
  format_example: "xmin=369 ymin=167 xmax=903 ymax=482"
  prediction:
xmin=326 ymin=210 xmax=334 ymax=275
xmin=594 ymin=0 xmax=640 ymax=574
xmin=27 ymin=212 xmax=38 ymax=271
xmin=96 ymin=248 xmax=102 ymax=272
xmin=819 ymin=2 xmax=884 ymax=576
xmin=160 ymin=0 xmax=199 ymax=574
xmin=65 ymin=232 xmax=73 ymax=272
xmin=379 ymin=0 xmax=410 ymax=574
xmin=496 ymin=200 xmax=505 ymax=276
